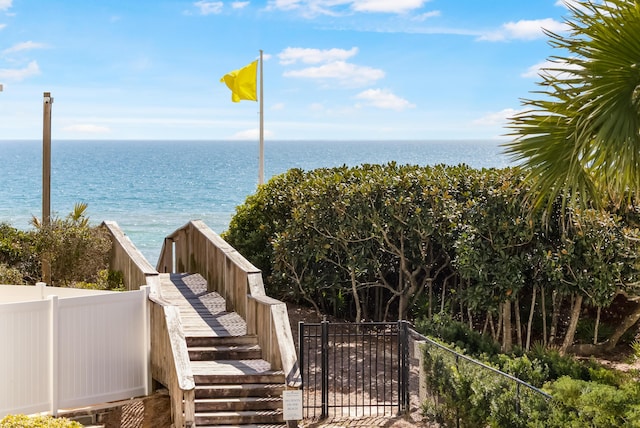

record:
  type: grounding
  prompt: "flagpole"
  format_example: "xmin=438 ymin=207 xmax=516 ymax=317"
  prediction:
xmin=258 ymin=49 xmax=264 ymax=185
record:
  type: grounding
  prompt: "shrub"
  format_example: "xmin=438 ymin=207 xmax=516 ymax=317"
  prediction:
xmin=0 ymin=223 xmax=39 ymax=283
xmin=0 ymin=263 xmax=25 ymax=285
xmin=0 ymin=414 xmax=83 ymax=427
xmin=74 ymin=269 xmax=125 ymax=291
xmin=33 ymin=203 xmax=111 ymax=287
xmin=415 ymin=314 xmax=500 ymax=357
xmin=223 ymin=168 xmax=305 ymax=284
xmin=543 ymin=376 xmax=640 ymax=427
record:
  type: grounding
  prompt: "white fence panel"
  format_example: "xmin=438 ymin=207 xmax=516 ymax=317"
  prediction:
xmin=0 ymin=300 xmax=51 ymax=416
xmin=57 ymin=289 xmax=148 ymax=409
xmin=0 ymin=287 xmax=149 ymax=418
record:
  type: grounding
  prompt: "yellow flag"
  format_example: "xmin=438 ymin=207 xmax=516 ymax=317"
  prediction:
xmin=220 ymin=60 xmax=258 ymax=103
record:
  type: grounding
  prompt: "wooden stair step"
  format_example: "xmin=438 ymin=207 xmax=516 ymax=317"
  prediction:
xmin=195 ymin=383 xmax=286 ymax=399
xmin=195 ymin=396 xmax=282 ymax=412
xmin=187 ymin=334 xmax=258 ymax=347
xmin=196 ymin=424 xmax=286 ymax=428
xmin=189 ymin=344 xmax=262 ymax=361
xmin=191 ymin=359 xmax=272 ymax=373
xmin=195 ymin=410 xmax=284 ymax=426
xmin=194 ymin=371 xmax=286 ymax=385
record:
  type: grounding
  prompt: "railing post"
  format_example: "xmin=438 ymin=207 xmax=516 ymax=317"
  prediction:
xmin=455 ymin=354 xmax=460 ymax=428
xmin=49 ymin=295 xmax=59 ymax=416
xmin=298 ymin=321 xmax=305 ymax=419
xmin=141 ymin=286 xmax=152 ymax=395
xmin=399 ymin=320 xmax=410 ymax=414
xmin=321 ymin=319 xmax=329 ymax=419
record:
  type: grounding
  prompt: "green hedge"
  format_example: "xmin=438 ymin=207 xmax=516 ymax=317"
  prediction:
xmin=0 ymin=415 xmax=83 ymax=428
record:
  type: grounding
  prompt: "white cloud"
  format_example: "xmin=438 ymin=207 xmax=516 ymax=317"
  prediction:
xmin=269 ymin=0 xmax=302 ymax=11
xmin=355 ymin=88 xmax=415 ymax=111
xmin=62 ymin=124 xmax=111 ymax=134
xmin=522 ymin=59 xmax=582 ymax=79
xmin=268 ymin=0 xmax=432 ymax=16
xmin=271 ymin=102 xmax=285 ymax=110
xmin=351 ymin=0 xmax=429 ymax=14
xmin=522 ymin=60 xmax=551 ymax=79
xmin=479 ymin=18 xmax=568 ymax=41
xmin=279 ymin=47 xmax=358 ymax=65
xmin=0 ymin=60 xmax=40 ymax=81
xmin=194 ymin=1 xmax=223 ymax=15
xmin=232 ymin=1 xmax=249 ymax=8
xmin=0 ymin=24 xmax=5 ymax=30
xmin=472 ymin=108 xmax=522 ymax=126
xmin=284 ymin=61 xmax=384 ymax=86
xmin=3 ymin=41 xmax=47 ymax=54
xmin=0 ymin=0 xmax=11 ymax=12
xmin=413 ymin=10 xmax=440 ymax=21
xmin=231 ymin=128 xmax=275 ymax=139
xmin=555 ymin=0 xmax=588 ymax=10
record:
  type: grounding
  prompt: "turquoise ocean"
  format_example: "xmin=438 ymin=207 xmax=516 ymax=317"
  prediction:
xmin=0 ymin=140 xmax=513 ymax=265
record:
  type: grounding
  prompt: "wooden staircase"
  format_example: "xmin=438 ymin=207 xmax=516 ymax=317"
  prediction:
xmin=160 ymin=273 xmax=288 ymax=427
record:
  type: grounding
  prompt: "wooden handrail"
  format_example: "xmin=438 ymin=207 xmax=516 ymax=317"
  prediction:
xmin=103 ymin=220 xmax=196 ymax=427
xmin=149 ymin=290 xmax=196 ymax=428
xmin=159 ymin=220 xmax=301 ymax=388
xmin=102 ymin=221 xmax=158 ymax=291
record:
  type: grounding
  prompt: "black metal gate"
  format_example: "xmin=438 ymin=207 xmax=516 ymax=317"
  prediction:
xmin=298 ymin=320 xmax=410 ymax=420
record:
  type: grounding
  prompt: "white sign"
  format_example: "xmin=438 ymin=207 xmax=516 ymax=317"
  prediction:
xmin=282 ymin=389 xmax=303 ymax=420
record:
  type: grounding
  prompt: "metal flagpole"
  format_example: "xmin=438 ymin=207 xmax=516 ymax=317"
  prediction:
xmin=259 ymin=49 xmax=264 ymax=185
xmin=42 ymin=92 xmax=53 ymax=284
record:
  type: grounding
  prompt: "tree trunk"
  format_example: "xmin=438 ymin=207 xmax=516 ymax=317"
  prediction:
xmin=427 ymin=279 xmax=433 ymax=319
xmin=541 ymin=286 xmax=547 ymax=346
xmin=440 ymin=273 xmax=455 ymax=314
xmin=482 ymin=313 xmax=490 ymax=336
xmin=399 ymin=293 xmax=409 ymax=321
xmin=549 ymin=290 xmax=560 ymax=345
xmin=604 ymin=301 xmax=640 ymax=351
xmin=515 ymin=296 xmax=522 ymax=348
xmin=594 ymin=306 xmax=601 ymax=345
xmin=488 ymin=312 xmax=497 ymax=341
xmin=526 ymin=285 xmax=537 ymax=351
xmin=349 ymin=267 xmax=362 ymax=323
xmin=560 ymin=294 xmax=583 ymax=356
xmin=502 ymin=300 xmax=512 ymax=352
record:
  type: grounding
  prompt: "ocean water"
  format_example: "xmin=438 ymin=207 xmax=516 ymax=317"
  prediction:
xmin=0 ymin=140 xmax=512 ymax=265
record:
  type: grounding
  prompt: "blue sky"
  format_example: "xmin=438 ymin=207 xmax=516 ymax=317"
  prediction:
xmin=0 ymin=0 xmax=576 ymax=141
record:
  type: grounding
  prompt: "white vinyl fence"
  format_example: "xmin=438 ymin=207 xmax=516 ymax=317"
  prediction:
xmin=0 ymin=286 xmax=150 ymax=418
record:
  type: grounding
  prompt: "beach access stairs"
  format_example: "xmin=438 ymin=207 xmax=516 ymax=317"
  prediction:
xmin=104 ymin=220 xmax=300 ymax=428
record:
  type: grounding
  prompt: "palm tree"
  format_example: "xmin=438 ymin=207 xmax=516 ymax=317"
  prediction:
xmin=506 ymin=0 xmax=640 ymax=353
xmin=505 ymin=0 xmax=640 ymax=211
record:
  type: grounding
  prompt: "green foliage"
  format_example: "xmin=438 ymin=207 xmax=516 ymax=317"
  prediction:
xmin=74 ymin=269 xmax=125 ymax=291
xmin=416 ymin=314 xmax=500 ymax=357
xmin=226 ymin=161 xmax=640 ymax=348
xmin=0 ymin=263 xmax=25 ymax=285
xmin=505 ymin=0 xmax=640 ymax=211
xmin=223 ymin=168 xmax=305 ymax=285
xmin=0 ymin=414 xmax=83 ymax=427
xmin=544 ymin=376 xmax=640 ymax=427
xmin=527 ymin=344 xmax=591 ymax=382
xmin=630 ymin=339 xmax=640 ymax=363
xmin=33 ymin=203 xmax=111 ymax=287
xmin=421 ymin=342 xmax=551 ymax=428
xmin=0 ymin=222 xmax=39 ymax=283
xmin=421 ymin=338 xmax=640 ymax=427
